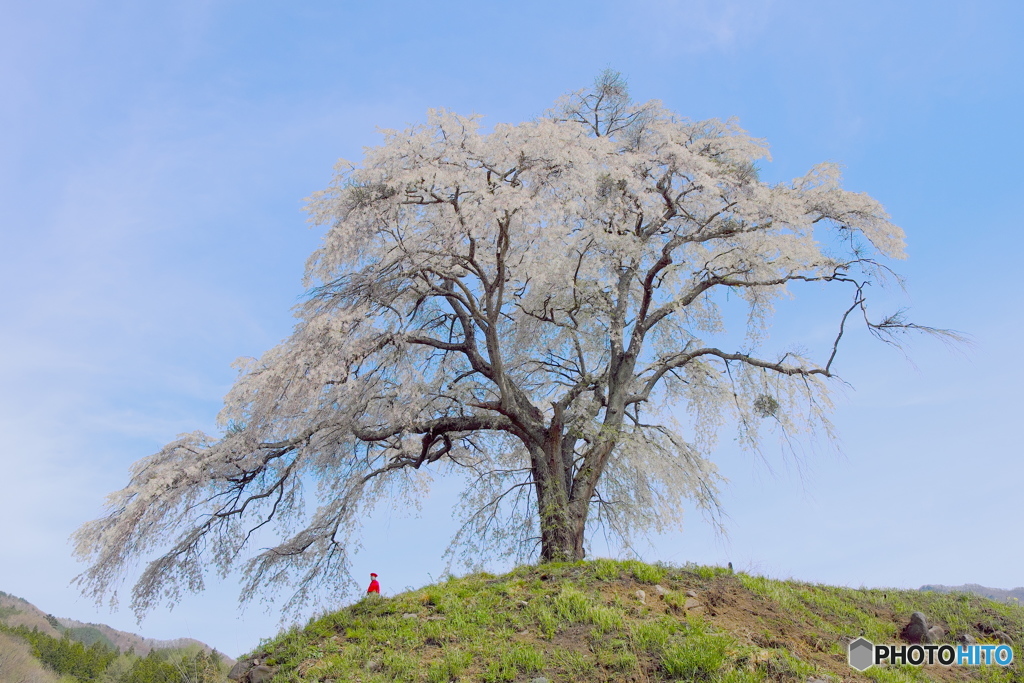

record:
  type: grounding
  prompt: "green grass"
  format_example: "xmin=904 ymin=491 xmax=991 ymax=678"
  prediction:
xmin=244 ymin=559 xmax=1023 ymax=682
xmin=660 ymin=619 xmax=732 ymax=680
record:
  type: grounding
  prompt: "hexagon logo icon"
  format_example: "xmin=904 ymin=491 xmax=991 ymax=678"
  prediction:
xmin=848 ymin=637 xmax=875 ymax=671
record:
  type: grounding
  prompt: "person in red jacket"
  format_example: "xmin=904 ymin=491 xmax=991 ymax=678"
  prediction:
xmin=367 ymin=572 xmax=380 ymax=595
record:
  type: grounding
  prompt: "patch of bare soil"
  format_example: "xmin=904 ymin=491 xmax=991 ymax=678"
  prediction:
xmin=676 ymin=575 xmax=975 ymax=682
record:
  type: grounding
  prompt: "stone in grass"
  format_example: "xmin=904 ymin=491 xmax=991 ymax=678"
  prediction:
xmin=686 ymin=590 xmax=698 ymax=598
xmin=635 ymin=589 xmax=646 ymax=603
xmin=899 ymin=612 xmax=945 ymax=644
xmin=402 ymin=612 xmax=418 ymax=619
xmin=249 ymin=666 xmax=278 ymax=683
xmin=653 ymin=585 xmax=669 ymax=597
xmin=684 ymin=597 xmax=704 ymax=614
xmin=228 ymin=658 xmax=272 ymax=681
xmin=900 ymin=612 xmax=930 ymax=644
xmin=227 ymin=660 xmax=253 ymax=681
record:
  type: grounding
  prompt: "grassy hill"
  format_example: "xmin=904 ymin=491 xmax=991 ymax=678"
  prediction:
xmin=241 ymin=560 xmax=1022 ymax=682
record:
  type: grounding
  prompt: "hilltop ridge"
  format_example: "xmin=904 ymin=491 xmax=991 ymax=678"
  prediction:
xmin=235 ymin=560 xmax=1022 ymax=682
xmin=920 ymin=584 xmax=1024 ymax=606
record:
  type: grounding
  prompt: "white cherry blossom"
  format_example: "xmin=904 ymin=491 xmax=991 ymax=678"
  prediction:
xmin=73 ymin=71 xmax=951 ymax=617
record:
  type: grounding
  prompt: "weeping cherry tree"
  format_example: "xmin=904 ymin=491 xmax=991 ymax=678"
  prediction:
xmin=73 ymin=72 xmax=952 ymax=617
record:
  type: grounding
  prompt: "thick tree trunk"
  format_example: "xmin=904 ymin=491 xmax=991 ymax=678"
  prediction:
xmin=535 ymin=440 xmax=588 ymax=563
xmin=539 ymin=502 xmax=586 ymax=562
xmin=534 ymin=398 xmax=625 ymax=562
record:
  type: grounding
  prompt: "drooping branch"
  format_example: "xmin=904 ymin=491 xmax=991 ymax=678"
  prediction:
xmin=74 ymin=74 xmax=953 ymax=617
xmin=630 ymin=346 xmax=831 ymax=407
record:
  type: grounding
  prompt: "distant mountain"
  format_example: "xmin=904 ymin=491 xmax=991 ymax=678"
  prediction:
xmin=919 ymin=583 xmax=1024 ymax=604
xmin=0 ymin=589 xmax=235 ymax=665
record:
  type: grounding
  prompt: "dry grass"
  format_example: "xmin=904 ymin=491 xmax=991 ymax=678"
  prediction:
xmin=0 ymin=631 xmax=64 ymax=683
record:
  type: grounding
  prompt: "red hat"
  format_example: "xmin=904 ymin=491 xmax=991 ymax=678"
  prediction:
xmin=370 ymin=573 xmax=378 ymax=577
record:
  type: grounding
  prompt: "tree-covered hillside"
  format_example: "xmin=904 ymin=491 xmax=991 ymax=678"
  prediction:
xmin=0 ymin=591 xmax=232 ymax=683
xmin=0 ymin=621 xmax=230 ymax=683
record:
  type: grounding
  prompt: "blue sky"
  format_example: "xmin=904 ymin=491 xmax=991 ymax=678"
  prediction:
xmin=1 ymin=0 xmax=1021 ymax=659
